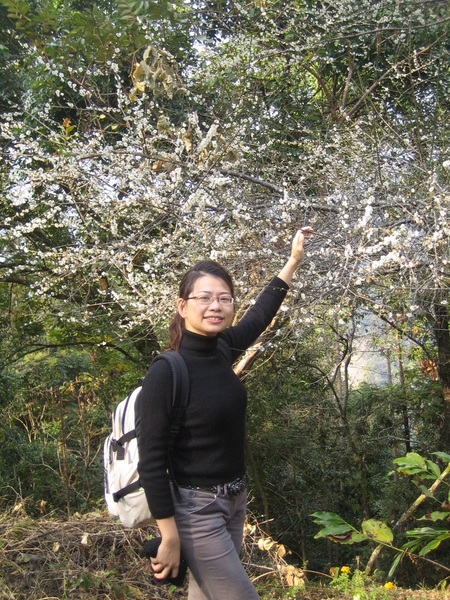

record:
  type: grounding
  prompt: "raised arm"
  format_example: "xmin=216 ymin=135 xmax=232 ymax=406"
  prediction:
xmin=221 ymin=226 xmax=313 ymax=360
xmin=277 ymin=226 xmax=313 ymax=286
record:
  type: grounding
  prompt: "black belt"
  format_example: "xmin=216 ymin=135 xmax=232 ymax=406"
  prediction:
xmin=178 ymin=473 xmax=248 ymax=498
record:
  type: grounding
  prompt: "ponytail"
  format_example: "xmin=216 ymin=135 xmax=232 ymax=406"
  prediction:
xmin=168 ymin=312 xmax=184 ymax=351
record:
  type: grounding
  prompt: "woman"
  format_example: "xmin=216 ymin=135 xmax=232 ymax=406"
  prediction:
xmin=136 ymin=227 xmax=312 ymax=600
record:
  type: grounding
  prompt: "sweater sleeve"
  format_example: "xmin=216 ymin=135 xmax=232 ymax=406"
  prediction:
xmin=221 ymin=276 xmax=289 ymax=361
xmin=135 ymin=358 xmax=176 ymax=519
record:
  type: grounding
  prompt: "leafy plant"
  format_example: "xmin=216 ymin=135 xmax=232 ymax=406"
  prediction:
xmin=312 ymin=451 xmax=450 ymax=581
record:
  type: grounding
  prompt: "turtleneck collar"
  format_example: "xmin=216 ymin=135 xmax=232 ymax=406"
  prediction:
xmin=179 ymin=328 xmax=219 ymax=356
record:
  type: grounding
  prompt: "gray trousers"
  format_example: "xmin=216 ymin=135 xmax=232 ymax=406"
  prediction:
xmin=172 ymin=486 xmax=259 ymax=600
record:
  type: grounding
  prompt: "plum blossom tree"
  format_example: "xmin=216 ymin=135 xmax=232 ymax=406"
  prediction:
xmin=2 ymin=9 xmax=450 ymax=582
xmin=1 ymin=0 xmax=450 ymax=449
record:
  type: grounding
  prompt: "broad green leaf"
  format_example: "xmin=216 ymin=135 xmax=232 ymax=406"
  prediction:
xmin=414 ymin=473 xmax=439 ymax=481
xmin=330 ymin=531 xmax=367 ymax=545
xmin=311 ymin=512 xmax=358 ymax=541
xmin=314 ymin=523 xmax=354 ymax=539
xmin=310 ymin=512 xmax=351 ymax=525
xmin=418 ymin=511 xmax=449 ymax=522
xmin=396 ymin=467 xmax=427 ymax=474
xmin=393 ymin=453 xmax=442 ymax=480
xmin=361 ymin=519 xmax=393 ymax=544
xmin=425 ymin=459 xmax=441 ymax=478
xmin=432 ymin=452 xmax=450 ymax=463
xmin=315 ymin=528 xmax=366 ymax=545
xmin=393 ymin=452 xmax=426 ymax=472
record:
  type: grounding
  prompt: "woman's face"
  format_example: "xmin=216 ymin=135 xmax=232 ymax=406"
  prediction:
xmin=177 ymin=275 xmax=234 ymax=337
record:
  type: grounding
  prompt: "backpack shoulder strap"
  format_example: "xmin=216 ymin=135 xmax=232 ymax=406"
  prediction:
xmin=150 ymin=351 xmax=190 ymax=502
xmin=152 ymin=350 xmax=190 ymax=410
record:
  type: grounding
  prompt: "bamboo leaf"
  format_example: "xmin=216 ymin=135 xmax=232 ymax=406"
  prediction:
xmin=387 ymin=552 xmax=403 ymax=580
xmin=419 ymin=539 xmax=441 ymax=556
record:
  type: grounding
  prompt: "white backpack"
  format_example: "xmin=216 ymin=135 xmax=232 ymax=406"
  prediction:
xmin=103 ymin=351 xmax=190 ymax=528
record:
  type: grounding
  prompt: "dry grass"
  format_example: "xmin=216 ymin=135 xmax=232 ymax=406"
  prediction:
xmin=0 ymin=510 xmax=176 ymax=599
xmin=1 ymin=509 xmax=449 ymax=600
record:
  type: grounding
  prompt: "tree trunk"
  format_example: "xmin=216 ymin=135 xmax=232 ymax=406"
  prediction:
xmin=443 ymin=384 xmax=450 ymax=453
xmin=386 ymin=350 xmax=399 ymax=483
xmin=234 ymin=344 xmax=270 ymax=529
xmin=434 ymin=304 xmax=450 ymax=452
xmin=397 ymin=339 xmax=412 ymax=453
xmin=56 ymin=388 xmax=71 ymax=517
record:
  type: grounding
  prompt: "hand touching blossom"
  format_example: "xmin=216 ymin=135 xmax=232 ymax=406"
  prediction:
xmin=278 ymin=226 xmax=313 ymax=285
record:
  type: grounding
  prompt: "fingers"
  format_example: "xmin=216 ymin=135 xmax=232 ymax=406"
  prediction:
xmin=150 ymin=559 xmax=179 ymax=580
xmin=293 ymin=227 xmax=311 ymax=246
xmin=299 ymin=226 xmax=314 ymax=237
xmin=153 ymin=569 xmax=171 ymax=580
xmin=151 ymin=563 xmax=171 ymax=580
xmin=295 ymin=226 xmax=313 ymax=247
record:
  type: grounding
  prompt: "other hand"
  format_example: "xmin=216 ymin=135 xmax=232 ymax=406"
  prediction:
xmin=150 ymin=537 xmax=180 ymax=580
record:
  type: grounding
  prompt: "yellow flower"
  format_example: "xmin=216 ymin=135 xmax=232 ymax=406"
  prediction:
xmin=341 ymin=566 xmax=351 ymax=573
xmin=384 ymin=581 xmax=395 ymax=589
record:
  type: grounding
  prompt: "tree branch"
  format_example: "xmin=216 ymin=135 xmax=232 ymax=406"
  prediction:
xmin=0 ymin=341 xmax=143 ymax=370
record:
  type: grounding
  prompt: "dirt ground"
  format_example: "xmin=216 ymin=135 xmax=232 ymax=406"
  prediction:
xmin=1 ymin=511 xmax=448 ymax=600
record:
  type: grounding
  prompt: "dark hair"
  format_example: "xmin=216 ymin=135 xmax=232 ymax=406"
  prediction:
xmin=168 ymin=260 xmax=235 ymax=350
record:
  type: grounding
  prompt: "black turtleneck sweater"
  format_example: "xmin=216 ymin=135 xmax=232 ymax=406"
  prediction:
xmin=135 ymin=276 xmax=289 ymax=519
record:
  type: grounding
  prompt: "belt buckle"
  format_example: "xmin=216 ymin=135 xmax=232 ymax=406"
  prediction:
xmin=215 ymin=475 xmax=248 ymax=498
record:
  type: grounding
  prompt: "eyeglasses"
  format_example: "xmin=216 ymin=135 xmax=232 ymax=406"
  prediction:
xmin=186 ymin=294 xmax=234 ymax=306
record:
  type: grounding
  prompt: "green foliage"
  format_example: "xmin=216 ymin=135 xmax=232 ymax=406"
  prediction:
xmin=329 ymin=566 xmax=393 ymax=599
xmin=392 ymin=452 xmax=446 ymax=483
xmin=244 ymin=321 xmax=444 ymax=571
xmin=312 ymin=512 xmax=393 ymax=546
xmin=311 ymin=451 xmax=450 ymax=582
xmin=311 ymin=512 xmax=367 ymax=544
xmin=403 ymin=526 xmax=450 ymax=558
xmin=116 ymin=0 xmax=187 ymax=22
xmin=0 ymin=343 xmax=143 ymax=514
